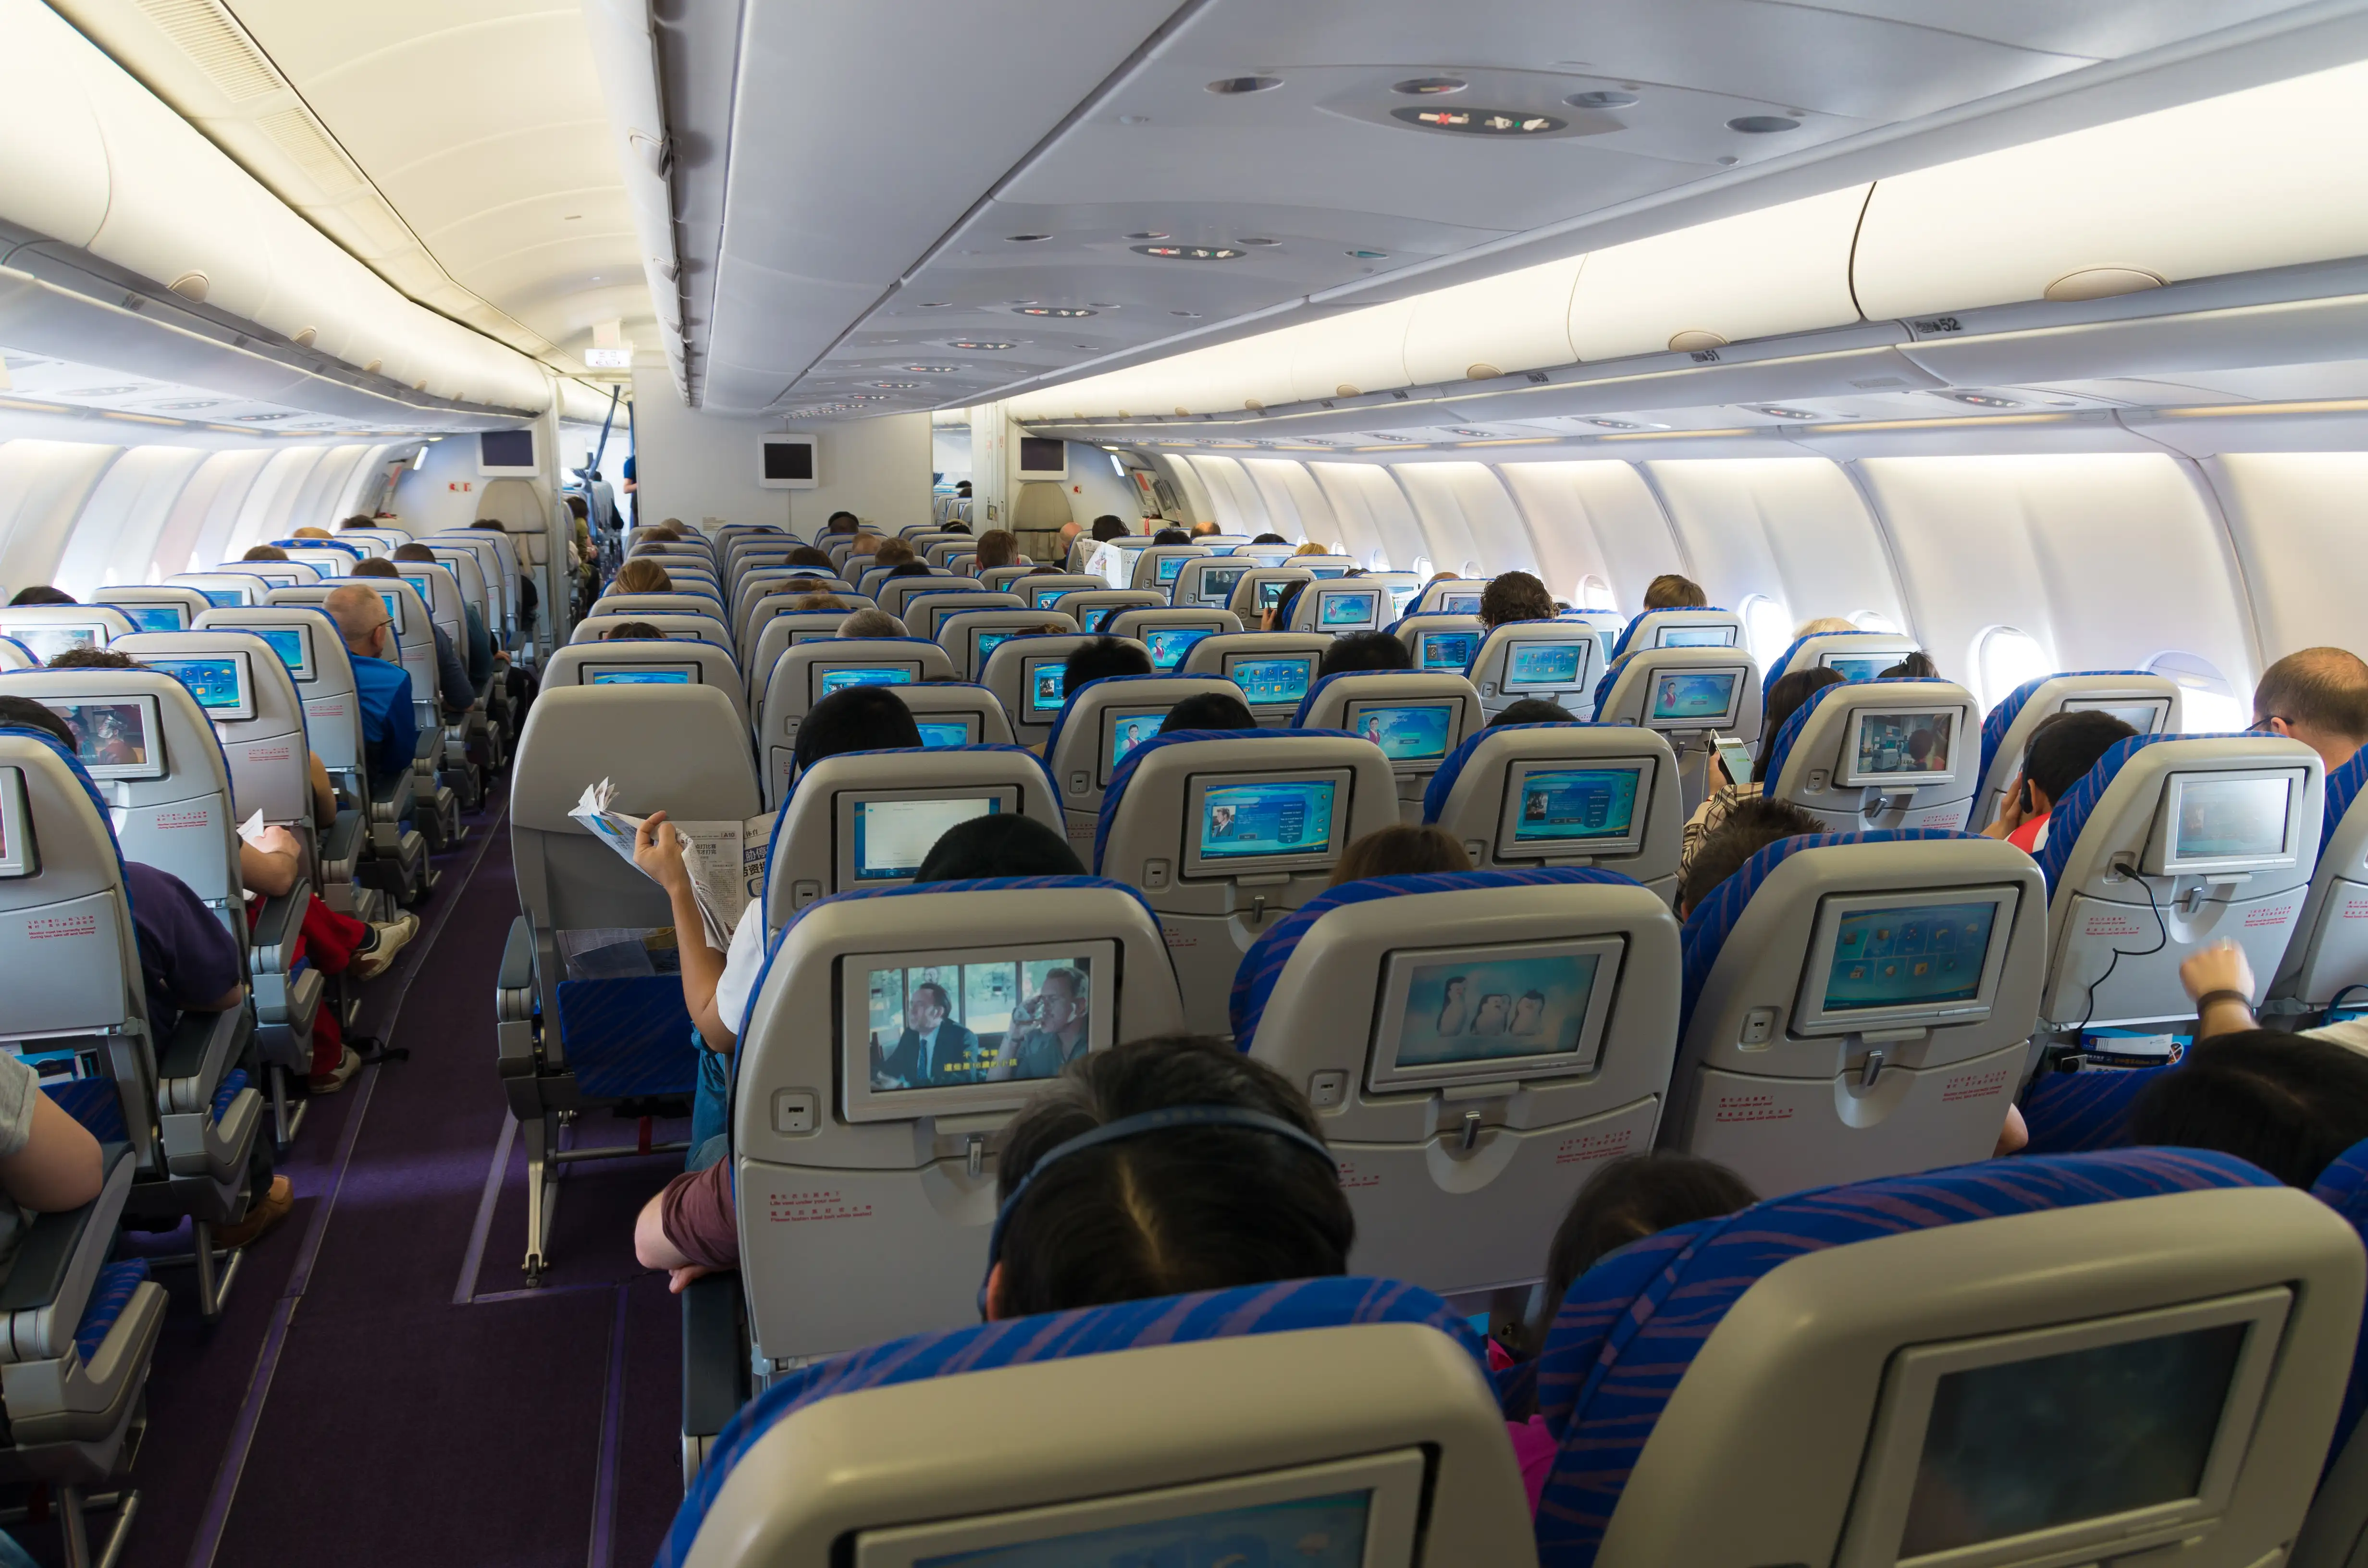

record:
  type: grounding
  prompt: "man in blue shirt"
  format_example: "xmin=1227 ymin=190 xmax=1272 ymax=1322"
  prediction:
xmin=325 ymin=584 xmax=419 ymax=782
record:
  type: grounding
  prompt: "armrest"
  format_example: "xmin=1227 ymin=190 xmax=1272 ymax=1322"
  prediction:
xmin=680 ymin=1270 xmax=747 ymax=1439
xmin=155 ymin=1005 xmax=246 ymax=1114
xmin=247 ymin=880 xmax=312 ymax=968
xmin=0 ymin=1146 xmax=131 ymax=1315
xmin=498 ymin=915 xmax=536 ymax=994
xmin=413 ymin=730 xmax=442 ymax=768
xmin=322 ymin=808 xmax=364 ymax=867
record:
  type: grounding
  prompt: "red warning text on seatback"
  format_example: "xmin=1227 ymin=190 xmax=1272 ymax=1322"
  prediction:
xmin=1942 ymin=1068 xmax=2012 ymax=1103
xmin=1335 ymin=1161 xmax=1381 ymax=1190
xmin=2083 ymin=912 xmax=2147 ymax=939
xmin=2244 ymin=904 xmax=2294 ymax=930
xmin=1555 ymin=1128 xmax=1634 ymax=1166
xmin=1713 ymin=1094 xmax=1793 ymax=1124
xmin=767 ymin=1188 xmax=875 ymax=1224
xmin=25 ymin=914 xmax=98 ymax=941
xmin=155 ymin=810 xmax=211 ymax=832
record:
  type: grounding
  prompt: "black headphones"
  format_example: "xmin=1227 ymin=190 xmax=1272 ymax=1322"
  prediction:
xmin=977 ymin=1104 xmax=1338 ymax=1317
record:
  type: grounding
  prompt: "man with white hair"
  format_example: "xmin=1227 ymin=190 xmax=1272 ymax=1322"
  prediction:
xmin=326 ymin=583 xmax=419 ymax=782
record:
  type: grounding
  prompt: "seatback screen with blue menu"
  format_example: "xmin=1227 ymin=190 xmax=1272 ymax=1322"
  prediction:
xmin=146 ymin=655 xmax=248 ymax=717
xmin=118 ymin=604 xmax=185 ymax=633
xmin=255 ymin=625 xmax=310 ymax=680
xmin=1350 ymin=703 xmax=1454 ymax=762
xmin=1144 ymin=626 xmax=1214 ymax=671
xmin=1419 ymin=631 xmax=1478 ymax=671
xmin=1198 ymin=779 xmax=1337 ymax=860
xmin=1824 ymin=901 xmax=1998 ymax=1012
xmin=1825 ymin=654 xmax=1891 ymax=681
xmin=1505 ymin=641 xmax=1584 ymax=687
xmin=199 ymin=588 xmax=245 ymax=609
xmin=1318 ymin=590 xmax=1378 ymax=627
xmin=1228 ymin=656 xmax=1312 ymax=707
xmin=913 ymin=719 xmax=973 ymax=748
xmin=1032 ymin=587 xmax=1067 ymax=609
xmin=586 ymin=667 xmax=693 ymax=685
xmin=815 ymin=665 xmax=916 ymax=698
xmin=1513 ymin=768 xmax=1640 ymax=845
xmin=1156 ymin=554 xmax=1188 ymax=583
xmin=1438 ymin=592 xmax=1480 ymax=615
xmin=1648 ymin=671 xmax=1738 ymax=724
xmin=1658 ymin=625 xmax=1736 ymax=648
xmin=973 ymin=629 xmax=1016 ymax=667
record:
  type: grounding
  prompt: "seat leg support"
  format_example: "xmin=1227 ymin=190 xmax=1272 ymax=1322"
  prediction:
xmin=521 ymin=1113 xmax=556 ymax=1286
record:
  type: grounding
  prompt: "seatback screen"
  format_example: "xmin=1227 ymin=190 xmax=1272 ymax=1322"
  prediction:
xmin=1900 ymin=1323 xmax=2245 ymax=1558
xmin=913 ymin=719 xmax=974 ymax=748
xmin=1258 ymin=579 xmax=1293 ymax=610
xmin=252 ymin=625 xmax=311 ymax=681
xmin=1032 ymin=587 xmax=1069 ymax=609
xmin=852 ymin=796 xmax=1000 ymax=882
xmin=145 ymin=655 xmax=252 ymax=720
xmin=1318 ymin=591 xmax=1378 ymax=627
xmin=1387 ymin=949 xmax=1604 ymax=1073
xmin=2175 ymin=776 xmax=2292 ymax=861
xmin=1228 ymin=656 xmax=1312 ymax=708
xmin=1025 ymin=660 xmax=1067 ymax=718
xmin=1511 ymin=768 xmax=1640 ymax=846
xmin=1349 ymin=702 xmax=1455 ymax=762
xmin=46 ymin=696 xmax=165 ymax=782
xmin=1108 ymin=710 xmax=1166 ymax=773
xmin=585 ymin=666 xmax=695 ymax=685
xmin=118 ymin=604 xmax=185 ymax=633
xmin=1658 ymin=625 xmax=1737 ymax=648
xmin=198 ymin=588 xmax=247 ymax=609
xmin=857 ymin=946 xmax=1102 ymax=1094
xmin=1199 ymin=565 xmax=1247 ymax=605
xmin=1143 ymin=626 xmax=1214 ymax=672
xmin=973 ymin=630 xmax=1016 ymax=666
xmin=1198 ymin=779 xmax=1337 ymax=861
xmin=1845 ymin=709 xmax=1956 ymax=785
xmin=1648 ymin=671 xmax=1739 ymax=724
xmin=1505 ymin=641 xmax=1584 ymax=687
xmin=1080 ymin=606 xmax=1114 ymax=634
xmin=9 ymin=626 xmax=103 ymax=662
xmin=1824 ymin=654 xmax=1891 ymax=682
xmin=1155 ymin=554 xmax=1188 ymax=583
xmin=1824 ymin=901 xmax=1998 ymax=1012
xmin=1418 ymin=631 xmax=1478 ymax=671
xmin=815 ymin=664 xmax=917 ymax=699
xmin=1437 ymin=592 xmax=1481 ymax=615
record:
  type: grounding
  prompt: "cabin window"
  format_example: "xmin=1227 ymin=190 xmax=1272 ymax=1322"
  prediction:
xmin=2149 ymin=651 xmax=2248 ymax=733
xmin=1740 ymin=594 xmax=1793 ymax=669
xmin=1330 ymin=540 xmax=1348 ymax=557
xmin=1851 ymin=610 xmax=1900 ymax=633
xmin=1973 ymin=626 xmax=2052 ymax=712
xmin=1576 ymin=574 xmax=1616 ymax=612
xmin=1461 ymin=559 xmax=1482 ymax=577
xmin=1411 ymin=556 xmax=1433 ymax=579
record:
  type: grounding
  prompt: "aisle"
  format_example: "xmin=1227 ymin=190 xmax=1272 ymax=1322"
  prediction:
xmin=86 ymin=788 xmax=691 ymax=1568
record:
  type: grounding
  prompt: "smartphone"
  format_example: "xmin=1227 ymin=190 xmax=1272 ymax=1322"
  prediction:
xmin=1714 ymin=735 xmax=1754 ymax=787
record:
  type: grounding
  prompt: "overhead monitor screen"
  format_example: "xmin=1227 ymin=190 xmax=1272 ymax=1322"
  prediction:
xmin=584 ymin=665 xmax=696 ymax=686
xmin=2173 ymin=776 xmax=2293 ymax=863
xmin=1025 ymin=659 xmax=1067 ymax=718
xmin=1648 ymin=671 xmax=1740 ymax=726
xmin=1155 ymin=554 xmax=1189 ymax=584
xmin=1143 ymin=626 xmax=1215 ymax=672
xmin=1196 ymin=779 xmax=1338 ymax=862
xmin=1843 ymin=709 xmax=1957 ymax=786
xmin=1348 ymin=702 xmax=1455 ymax=763
xmin=1108 ymin=709 xmax=1167 ymax=774
xmin=1504 ymin=641 xmax=1585 ymax=688
xmin=1657 ymin=625 xmax=1738 ymax=649
xmin=1228 ymin=655 xmax=1313 ymax=708
xmin=842 ymin=939 xmax=1117 ymax=1122
xmin=115 ymin=603 xmax=186 ymax=633
xmin=1258 ymin=579 xmax=1294 ymax=611
xmin=1318 ymin=591 xmax=1378 ymax=627
xmin=1824 ymin=900 xmax=1999 ymax=1013
xmin=913 ymin=719 xmax=975 ymax=749
xmin=852 ymin=796 xmax=1001 ymax=882
xmin=6 ymin=626 xmax=103 ymax=663
xmin=1824 ymin=653 xmax=1893 ymax=682
xmin=1418 ymin=631 xmax=1478 ymax=671
xmin=144 ymin=654 xmax=255 ymax=721
xmin=1898 ymin=1322 xmax=2246 ymax=1560
xmin=1199 ymin=565 xmax=1248 ymax=606
xmin=815 ymin=664 xmax=918 ymax=699
xmin=479 ymin=429 xmax=535 ymax=469
xmin=1437 ymin=591 xmax=1481 ymax=615
xmin=1509 ymin=767 xmax=1643 ymax=850
xmin=45 ymin=696 xmax=166 ymax=782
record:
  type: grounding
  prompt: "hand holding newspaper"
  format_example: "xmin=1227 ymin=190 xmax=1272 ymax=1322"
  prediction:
xmin=568 ymin=778 xmax=773 ymax=951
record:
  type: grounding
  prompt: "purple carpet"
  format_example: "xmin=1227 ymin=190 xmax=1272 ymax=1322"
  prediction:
xmin=32 ymin=787 xmax=698 ymax=1568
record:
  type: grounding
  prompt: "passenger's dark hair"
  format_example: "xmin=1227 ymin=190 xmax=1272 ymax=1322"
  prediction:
xmin=974 ymin=529 xmax=1019 ymax=570
xmin=1268 ymin=578 xmax=1308 ymax=628
xmin=943 ymin=521 xmax=971 ymax=535
xmin=1319 ymin=630 xmax=1412 ymax=677
xmin=1330 ymin=824 xmax=1472 ymax=885
xmin=1250 ymin=533 xmax=1288 ymax=546
xmin=1064 ymin=636 xmax=1151 ymax=694
xmin=2021 ymin=709 xmax=2138 ymax=806
xmin=825 ymin=511 xmax=860 ymax=535
xmin=2131 ymin=1031 xmax=2368 ymax=1188
xmin=0 ymin=696 xmax=75 ymax=749
xmin=913 ymin=814 xmax=1084 ymax=883
xmin=392 ymin=542 xmax=436 ymax=563
xmin=1025 ymin=564 xmax=1064 ymax=577
xmin=1159 ymin=692 xmax=1257 ymax=735
xmin=47 ymin=647 xmax=137 ymax=670
xmin=884 ymin=561 xmax=931 ymax=581
xmin=1492 ymin=698 xmax=1575 ymax=727
xmin=1151 ymin=527 xmax=1191 ymax=546
xmin=1877 ymin=651 xmax=1938 ymax=680
xmin=350 ymin=557 xmax=399 ymax=579
xmin=340 ymin=514 xmax=376 ymax=530
xmin=2254 ymin=647 xmax=2368 ymax=744
xmin=1090 ymin=515 xmax=1130 ymax=542
xmin=874 ymin=539 xmax=917 ymax=567
xmin=1756 ymin=666 xmax=1847 ymax=779
xmin=7 ymin=587 xmax=75 ymax=607
xmin=1517 ymin=1153 xmax=1756 ymax=1366
xmin=991 ymin=1037 xmax=1352 ymax=1317
xmin=1680 ymin=796 xmax=1826 ymax=916
xmin=1480 ymin=571 xmax=1556 ymax=629
xmin=242 ymin=544 xmax=290 ymax=562
xmin=786 ymin=545 xmax=833 ymax=569
xmin=791 ymin=684 xmax=923 ymax=775
xmin=603 ymin=621 xmax=663 ymax=640
xmin=1641 ymin=574 xmax=1708 ymax=610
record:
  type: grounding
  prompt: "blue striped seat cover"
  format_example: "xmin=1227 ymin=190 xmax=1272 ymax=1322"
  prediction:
xmin=1420 ymin=722 xmax=1592 ymax=823
xmin=1975 ymin=671 xmax=2160 ymax=790
xmin=1758 ymin=676 xmax=1957 ymax=793
xmin=2322 ymin=748 xmax=2368 ymax=857
xmin=210 ymin=1067 xmax=247 ymax=1123
xmin=1231 ymin=868 xmax=1645 ymax=1044
xmin=555 ymin=977 xmax=697 ymax=1099
xmin=660 ymin=1275 xmax=1487 ymax=1568
xmin=1090 ymin=727 xmax=1358 ymax=874
xmin=1533 ymin=1147 xmax=2280 ymax=1566
xmin=1678 ymin=829 xmax=1979 ymax=1034
xmin=75 ymin=1259 xmax=149 ymax=1362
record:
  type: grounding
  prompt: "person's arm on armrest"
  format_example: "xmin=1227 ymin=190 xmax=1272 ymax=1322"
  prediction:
xmin=0 ymin=1058 xmax=102 ymax=1213
xmin=239 ymin=825 xmax=303 ymax=899
xmin=2181 ymin=942 xmax=2260 ymax=1039
xmin=632 ymin=812 xmax=734 ymax=1054
xmin=308 ymin=752 xmax=337 ymax=829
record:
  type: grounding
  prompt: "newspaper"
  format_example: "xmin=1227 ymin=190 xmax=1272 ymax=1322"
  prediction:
xmin=569 ymin=778 xmax=775 ymax=951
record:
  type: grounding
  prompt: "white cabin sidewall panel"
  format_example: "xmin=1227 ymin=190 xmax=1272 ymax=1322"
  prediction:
xmin=1646 ymin=458 xmax=1908 ymax=642
xmin=287 ymin=444 xmax=374 ymax=537
xmin=1150 ymin=455 xmax=1216 ymax=529
xmin=53 ymin=442 xmax=205 ymax=598
xmin=151 ymin=449 xmax=269 ymax=578
xmin=2205 ymin=453 xmax=2368 ymax=665
xmin=1392 ymin=463 xmax=1522 ymax=580
xmin=1182 ymin=456 xmax=1271 ymax=537
xmin=1065 ymin=441 xmax=1140 ymax=530
xmin=222 ymin=445 xmax=331 ymax=561
xmin=1497 ymin=461 xmax=1680 ymax=614
xmin=1244 ymin=460 xmax=1342 ymax=555
xmin=1310 ymin=462 xmax=1425 ymax=573
xmin=0 ymin=438 xmax=123 ymax=595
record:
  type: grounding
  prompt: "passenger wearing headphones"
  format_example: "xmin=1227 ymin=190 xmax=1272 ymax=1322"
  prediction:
xmin=1981 ymin=709 xmax=2138 ymax=853
xmin=1678 ymin=666 xmax=1843 ymax=877
xmin=1318 ymin=630 xmax=1411 ymax=676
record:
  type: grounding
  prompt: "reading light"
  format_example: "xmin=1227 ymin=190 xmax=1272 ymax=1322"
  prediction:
xmin=1208 ymin=75 xmax=1282 ymax=94
xmin=1132 ymin=245 xmax=1245 ymax=261
xmin=1014 ymin=307 xmax=1097 ymax=317
xmin=1394 ymin=76 xmax=1466 ymax=95
xmin=946 ymin=342 xmax=1015 ymax=351
xmin=1727 ymin=115 xmax=1799 ymax=133
xmin=1391 ymin=107 xmax=1564 ymax=134
xmin=1566 ymin=89 xmax=1638 ymax=108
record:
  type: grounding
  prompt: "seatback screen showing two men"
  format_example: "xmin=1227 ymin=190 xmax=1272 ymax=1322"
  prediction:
xmin=845 ymin=941 xmax=1118 ymax=1122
